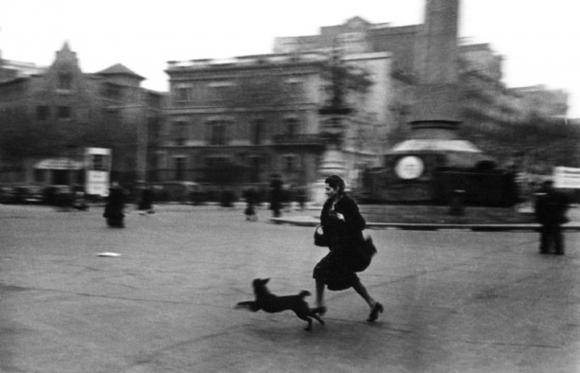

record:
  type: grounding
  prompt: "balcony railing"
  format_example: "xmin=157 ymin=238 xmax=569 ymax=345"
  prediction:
xmin=272 ymin=134 xmax=326 ymax=146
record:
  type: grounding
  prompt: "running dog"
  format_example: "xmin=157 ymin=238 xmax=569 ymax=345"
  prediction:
xmin=235 ymin=278 xmax=325 ymax=331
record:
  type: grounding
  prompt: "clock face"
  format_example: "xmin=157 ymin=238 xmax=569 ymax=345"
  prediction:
xmin=395 ymin=156 xmax=424 ymax=179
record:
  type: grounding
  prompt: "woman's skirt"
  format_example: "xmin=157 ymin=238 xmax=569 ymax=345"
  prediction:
xmin=313 ymin=251 xmax=359 ymax=291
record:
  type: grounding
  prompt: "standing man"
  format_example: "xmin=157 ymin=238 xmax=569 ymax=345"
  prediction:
xmin=534 ymin=180 xmax=569 ymax=255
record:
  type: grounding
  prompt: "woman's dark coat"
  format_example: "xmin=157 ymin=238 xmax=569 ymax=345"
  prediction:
xmin=314 ymin=194 xmax=367 ymax=290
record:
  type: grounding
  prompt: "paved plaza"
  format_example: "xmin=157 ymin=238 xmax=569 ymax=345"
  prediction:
xmin=1 ymin=204 xmax=580 ymax=373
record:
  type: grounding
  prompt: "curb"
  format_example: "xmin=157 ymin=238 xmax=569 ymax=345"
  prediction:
xmin=270 ymin=217 xmax=580 ymax=232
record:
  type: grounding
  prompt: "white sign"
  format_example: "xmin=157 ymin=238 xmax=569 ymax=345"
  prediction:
xmin=88 ymin=171 xmax=108 ymax=182
xmin=554 ymin=166 xmax=580 ymax=189
xmin=85 ymin=147 xmax=111 ymax=156
xmin=85 ymin=148 xmax=112 ymax=197
xmin=395 ymin=156 xmax=424 ymax=180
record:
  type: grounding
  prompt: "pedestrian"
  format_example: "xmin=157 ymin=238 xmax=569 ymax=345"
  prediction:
xmin=269 ymin=174 xmax=283 ymax=218
xmin=138 ymin=185 xmax=155 ymax=215
xmin=534 ymin=180 xmax=569 ymax=255
xmin=244 ymin=188 xmax=258 ymax=221
xmin=296 ymin=185 xmax=307 ymax=210
xmin=103 ymin=182 xmax=127 ymax=228
xmin=72 ymin=186 xmax=88 ymax=211
xmin=312 ymin=175 xmax=383 ymax=322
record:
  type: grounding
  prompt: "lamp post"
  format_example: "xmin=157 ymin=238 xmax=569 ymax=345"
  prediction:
xmin=65 ymin=143 xmax=78 ymax=187
xmin=310 ymin=49 xmax=354 ymax=203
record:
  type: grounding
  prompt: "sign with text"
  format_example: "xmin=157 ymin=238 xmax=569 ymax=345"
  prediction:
xmin=35 ymin=158 xmax=83 ymax=170
xmin=85 ymin=148 xmax=111 ymax=196
xmin=554 ymin=166 xmax=580 ymax=189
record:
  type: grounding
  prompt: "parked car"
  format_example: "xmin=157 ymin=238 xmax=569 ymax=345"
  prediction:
xmin=9 ymin=185 xmax=44 ymax=204
xmin=0 ymin=186 xmax=17 ymax=204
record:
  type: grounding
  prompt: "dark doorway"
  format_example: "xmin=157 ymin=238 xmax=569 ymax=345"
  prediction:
xmin=52 ymin=170 xmax=68 ymax=185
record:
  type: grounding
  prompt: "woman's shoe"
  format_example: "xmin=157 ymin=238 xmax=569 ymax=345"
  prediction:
xmin=367 ymin=302 xmax=383 ymax=322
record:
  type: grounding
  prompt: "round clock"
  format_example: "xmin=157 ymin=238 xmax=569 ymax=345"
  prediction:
xmin=395 ymin=156 xmax=424 ymax=179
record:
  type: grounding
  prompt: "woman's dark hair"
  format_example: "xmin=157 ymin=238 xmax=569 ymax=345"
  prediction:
xmin=325 ymin=175 xmax=345 ymax=194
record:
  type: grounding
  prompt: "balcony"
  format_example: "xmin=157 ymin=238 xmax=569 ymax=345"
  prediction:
xmin=272 ymin=134 xmax=327 ymax=147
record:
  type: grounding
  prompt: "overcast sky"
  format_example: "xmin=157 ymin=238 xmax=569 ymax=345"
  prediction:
xmin=1 ymin=0 xmax=579 ymax=117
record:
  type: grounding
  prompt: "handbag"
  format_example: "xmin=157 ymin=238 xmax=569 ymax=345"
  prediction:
xmin=350 ymin=235 xmax=378 ymax=272
xmin=314 ymin=225 xmax=329 ymax=247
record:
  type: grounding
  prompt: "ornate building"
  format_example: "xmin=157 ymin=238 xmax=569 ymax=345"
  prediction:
xmin=0 ymin=43 xmax=165 ymax=187
xmin=159 ymin=51 xmax=390 ymax=195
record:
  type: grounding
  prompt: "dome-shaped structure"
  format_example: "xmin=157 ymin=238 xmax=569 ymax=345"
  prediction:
xmin=363 ymin=120 xmax=516 ymax=206
xmin=387 ymin=120 xmax=495 ymax=170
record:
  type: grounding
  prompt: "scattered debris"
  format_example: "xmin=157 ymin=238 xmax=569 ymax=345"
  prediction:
xmin=96 ymin=252 xmax=121 ymax=257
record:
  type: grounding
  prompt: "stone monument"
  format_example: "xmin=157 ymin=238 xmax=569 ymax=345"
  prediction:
xmin=374 ymin=0 xmax=501 ymax=204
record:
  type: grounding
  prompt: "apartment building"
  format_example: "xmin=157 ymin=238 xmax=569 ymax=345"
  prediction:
xmin=159 ymin=51 xmax=390 ymax=194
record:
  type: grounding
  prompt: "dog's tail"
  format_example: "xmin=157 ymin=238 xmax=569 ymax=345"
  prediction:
xmin=299 ymin=290 xmax=311 ymax=298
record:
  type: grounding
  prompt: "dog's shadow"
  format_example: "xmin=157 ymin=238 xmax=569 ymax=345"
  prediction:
xmin=245 ymin=319 xmax=330 ymax=341
xmin=242 ymin=315 xmax=390 ymax=341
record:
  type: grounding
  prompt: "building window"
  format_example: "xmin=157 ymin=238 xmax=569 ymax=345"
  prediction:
xmin=58 ymin=72 xmax=72 ymax=90
xmin=249 ymin=156 xmax=262 ymax=182
xmin=284 ymin=117 xmax=299 ymax=137
xmin=172 ymin=121 xmax=188 ymax=146
xmin=173 ymin=157 xmax=186 ymax=181
xmin=57 ymin=106 xmax=72 ymax=119
xmin=155 ymin=151 xmax=167 ymax=170
xmin=102 ymin=83 xmax=123 ymax=100
xmin=174 ymin=84 xmax=191 ymax=105
xmin=285 ymin=79 xmax=303 ymax=97
xmin=36 ymin=105 xmax=50 ymax=120
xmin=147 ymin=116 xmax=161 ymax=142
xmin=252 ymin=119 xmax=264 ymax=145
xmin=283 ymin=154 xmax=297 ymax=172
xmin=208 ymin=81 xmax=234 ymax=102
xmin=207 ymin=120 xmax=229 ymax=145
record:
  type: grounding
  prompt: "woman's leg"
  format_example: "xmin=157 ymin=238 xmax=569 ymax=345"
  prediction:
xmin=352 ymin=278 xmax=376 ymax=308
xmin=352 ymin=278 xmax=383 ymax=322
xmin=315 ymin=278 xmax=326 ymax=308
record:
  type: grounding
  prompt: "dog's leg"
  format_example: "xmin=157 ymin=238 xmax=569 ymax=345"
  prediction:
xmin=310 ymin=312 xmax=325 ymax=326
xmin=294 ymin=312 xmax=314 ymax=331
xmin=304 ymin=318 xmax=313 ymax=331
xmin=234 ymin=301 xmax=259 ymax=311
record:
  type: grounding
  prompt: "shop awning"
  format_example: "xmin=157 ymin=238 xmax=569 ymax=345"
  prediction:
xmin=35 ymin=158 xmax=84 ymax=170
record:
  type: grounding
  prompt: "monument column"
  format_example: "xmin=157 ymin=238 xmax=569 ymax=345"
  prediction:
xmin=414 ymin=0 xmax=460 ymax=85
xmin=381 ymin=0 xmax=495 ymax=203
xmin=311 ymin=50 xmax=352 ymax=204
xmin=410 ymin=0 xmax=461 ymax=126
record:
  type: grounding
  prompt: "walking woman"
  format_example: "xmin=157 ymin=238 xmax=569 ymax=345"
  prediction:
xmin=313 ymin=175 xmax=383 ymax=322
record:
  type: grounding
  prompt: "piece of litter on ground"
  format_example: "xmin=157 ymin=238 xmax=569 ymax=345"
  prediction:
xmin=97 ymin=252 xmax=121 ymax=257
